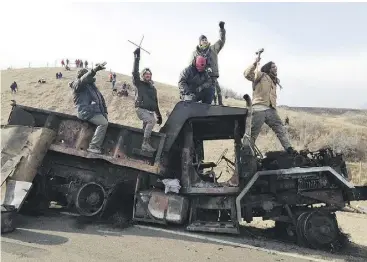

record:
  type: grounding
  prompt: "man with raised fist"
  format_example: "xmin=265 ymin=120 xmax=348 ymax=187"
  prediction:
xmin=190 ymin=21 xmax=226 ymax=105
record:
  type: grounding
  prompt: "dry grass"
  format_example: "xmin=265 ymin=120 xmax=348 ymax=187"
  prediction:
xmin=1 ymin=67 xmax=366 ymax=184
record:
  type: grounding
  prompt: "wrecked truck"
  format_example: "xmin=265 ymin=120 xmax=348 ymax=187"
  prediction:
xmin=1 ymin=97 xmax=367 ymax=250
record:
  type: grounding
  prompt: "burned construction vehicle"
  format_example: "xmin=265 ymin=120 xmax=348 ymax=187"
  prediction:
xmin=1 ymin=97 xmax=367 ymax=250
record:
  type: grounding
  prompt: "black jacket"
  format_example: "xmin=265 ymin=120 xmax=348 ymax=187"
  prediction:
xmin=132 ymin=56 xmax=161 ymax=117
xmin=70 ymin=70 xmax=108 ymax=121
xmin=178 ymin=65 xmax=213 ymax=95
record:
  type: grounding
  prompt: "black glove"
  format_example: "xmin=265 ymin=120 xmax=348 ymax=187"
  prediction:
xmin=94 ymin=62 xmax=107 ymax=72
xmin=219 ymin=21 xmax=225 ymax=29
xmin=134 ymin=48 xmax=141 ymax=58
xmin=157 ymin=115 xmax=162 ymax=125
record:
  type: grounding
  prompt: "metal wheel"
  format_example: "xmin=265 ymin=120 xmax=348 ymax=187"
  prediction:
xmin=296 ymin=212 xmax=309 ymax=247
xmin=75 ymin=182 xmax=106 ymax=217
xmin=302 ymin=211 xmax=340 ymax=250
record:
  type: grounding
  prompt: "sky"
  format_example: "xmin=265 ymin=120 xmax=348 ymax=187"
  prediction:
xmin=1 ymin=1 xmax=366 ymax=109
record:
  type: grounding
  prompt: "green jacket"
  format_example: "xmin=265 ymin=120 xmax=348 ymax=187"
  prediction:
xmin=190 ymin=28 xmax=226 ymax=78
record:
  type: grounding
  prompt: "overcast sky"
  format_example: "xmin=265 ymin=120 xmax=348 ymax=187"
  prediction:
xmin=1 ymin=1 xmax=366 ymax=109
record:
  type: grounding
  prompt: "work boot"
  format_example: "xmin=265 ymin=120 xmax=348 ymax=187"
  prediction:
xmin=87 ymin=146 xmax=102 ymax=154
xmin=141 ymin=137 xmax=155 ymax=152
xmin=286 ymin=147 xmax=297 ymax=155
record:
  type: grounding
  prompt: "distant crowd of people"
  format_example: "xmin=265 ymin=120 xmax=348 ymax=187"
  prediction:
xmin=61 ymin=58 xmax=89 ymax=69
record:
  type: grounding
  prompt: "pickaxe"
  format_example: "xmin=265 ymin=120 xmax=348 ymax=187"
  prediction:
xmin=128 ymin=35 xmax=151 ymax=55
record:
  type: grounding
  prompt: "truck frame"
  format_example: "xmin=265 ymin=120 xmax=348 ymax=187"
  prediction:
xmin=1 ymin=98 xmax=367 ymax=250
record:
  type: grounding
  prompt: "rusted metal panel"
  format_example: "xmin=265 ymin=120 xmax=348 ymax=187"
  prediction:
xmin=1 ymin=155 xmax=23 ymax=186
xmin=1 ymin=125 xmax=56 ymax=212
xmin=1 ymin=126 xmax=56 ymax=183
xmin=7 ymin=105 xmax=166 ymax=175
xmin=160 ymin=101 xmax=248 ymax=152
xmin=1 ymin=180 xmax=33 ymax=210
xmin=49 ymin=144 xmax=161 ymax=175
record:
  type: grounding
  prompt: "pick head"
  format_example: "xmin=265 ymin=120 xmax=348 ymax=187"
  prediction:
xmin=255 ymin=48 xmax=264 ymax=55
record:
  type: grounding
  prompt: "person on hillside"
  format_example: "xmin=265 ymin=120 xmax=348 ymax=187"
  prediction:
xmin=80 ymin=60 xmax=84 ymax=68
xmin=112 ymin=72 xmax=117 ymax=89
xmin=65 ymin=65 xmax=71 ymax=71
xmin=190 ymin=21 xmax=226 ymax=105
xmin=132 ymin=47 xmax=162 ymax=152
xmin=75 ymin=59 xmax=79 ymax=68
xmin=178 ymin=55 xmax=214 ymax=104
xmin=61 ymin=59 xmax=65 ymax=67
xmin=56 ymin=72 xmax=59 ymax=79
xmin=85 ymin=60 xmax=88 ymax=68
xmin=66 ymin=58 xmax=69 ymax=66
xmin=285 ymin=116 xmax=289 ymax=126
xmin=70 ymin=63 xmax=108 ymax=154
xmin=10 ymin=81 xmax=18 ymax=94
xmin=243 ymin=57 xmax=296 ymax=155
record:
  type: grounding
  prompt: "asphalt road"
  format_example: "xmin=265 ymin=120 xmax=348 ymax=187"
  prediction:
xmin=1 ymin=212 xmax=367 ymax=262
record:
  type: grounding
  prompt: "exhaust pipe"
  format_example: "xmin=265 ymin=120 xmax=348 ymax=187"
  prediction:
xmin=242 ymin=94 xmax=252 ymax=141
xmin=241 ymin=94 xmax=262 ymax=158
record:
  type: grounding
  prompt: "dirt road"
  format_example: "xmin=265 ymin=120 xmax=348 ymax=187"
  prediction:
xmin=1 ymin=211 xmax=367 ymax=262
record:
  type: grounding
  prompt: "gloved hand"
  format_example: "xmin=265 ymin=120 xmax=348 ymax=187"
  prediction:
xmin=94 ymin=62 xmax=107 ymax=72
xmin=184 ymin=93 xmax=196 ymax=102
xmin=157 ymin=115 xmax=162 ymax=125
xmin=134 ymin=48 xmax=141 ymax=58
xmin=219 ymin=21 xmax=225 ymax=29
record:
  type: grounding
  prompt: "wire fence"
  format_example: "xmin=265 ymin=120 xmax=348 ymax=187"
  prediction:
xmin=4 ymin=59 xmax=102 ymax=71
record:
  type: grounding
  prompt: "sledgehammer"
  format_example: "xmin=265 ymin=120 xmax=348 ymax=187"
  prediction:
xmin=255 ymin=48 xmax=264 ymax=60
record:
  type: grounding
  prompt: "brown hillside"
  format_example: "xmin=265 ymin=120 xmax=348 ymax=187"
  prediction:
xmin=1 ymin=67 xmax=367 ymax=184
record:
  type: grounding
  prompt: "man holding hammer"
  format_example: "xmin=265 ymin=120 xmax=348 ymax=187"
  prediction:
xmin=243 ymin=49 xmax=296 ymax=155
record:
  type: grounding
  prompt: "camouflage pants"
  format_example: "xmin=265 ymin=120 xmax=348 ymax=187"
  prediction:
xmin=251 ymin=108 xmax=292 ymax=150
xmin=212 ymin=77 xmax=222 ymax=105
xmin=88 ymin=114 xmax=109 ymax=149
xmin=136 ymin=108 xmax=156 ymax=138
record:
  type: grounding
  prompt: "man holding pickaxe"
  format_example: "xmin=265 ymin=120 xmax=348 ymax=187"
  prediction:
xmin=190 ymin=21 xmax=226 ymax=105
xmin=243 ymin=49 xmax=296 ymax=155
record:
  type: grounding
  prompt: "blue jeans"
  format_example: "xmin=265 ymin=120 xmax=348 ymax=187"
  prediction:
xmin=195 ymin=87 xmax=215 ymax=104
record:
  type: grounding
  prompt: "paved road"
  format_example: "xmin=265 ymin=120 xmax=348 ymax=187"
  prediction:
xmin=1 ymin=212 xmax=366 ymax=262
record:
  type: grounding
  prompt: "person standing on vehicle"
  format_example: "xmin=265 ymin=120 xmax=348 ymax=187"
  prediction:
xmin=243 ymin=57 xmax=296 ymax=154
xmin=178 ymin=55 xmax=214 ymax=104
xmin=190 ymin=21 xmax=226 ymax=105
xmin=132 ymin=47 xmax=162 ymax=152
xmin=70 ymin=63 xmax=108 ymax=154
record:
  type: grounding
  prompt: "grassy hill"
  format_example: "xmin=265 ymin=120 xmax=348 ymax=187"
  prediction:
xmin=1 ymin=67 xmax=367 ymax=185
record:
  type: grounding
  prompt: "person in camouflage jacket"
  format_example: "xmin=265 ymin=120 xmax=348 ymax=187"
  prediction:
xmin=190 ymin=21 xmax=226 ymax=105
